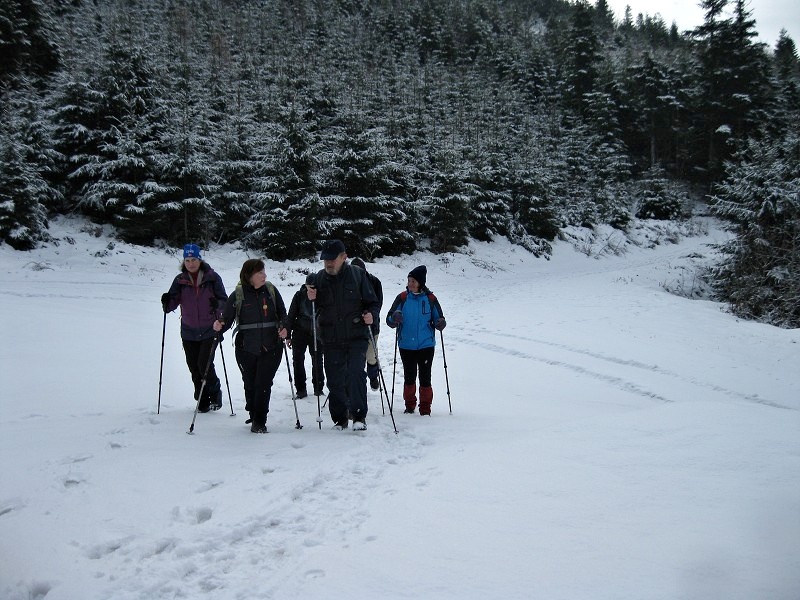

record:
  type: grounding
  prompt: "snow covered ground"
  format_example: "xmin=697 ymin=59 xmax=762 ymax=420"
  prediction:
xmin=1 ymin=216 xmax=798 ymax=600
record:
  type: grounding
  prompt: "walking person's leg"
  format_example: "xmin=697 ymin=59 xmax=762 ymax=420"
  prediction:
xmin=251 ymin=348 xmax=282 ymax=432
xmin=311 ymin=343 xmax=325 ymax=396
xmin=182 ymin=339 xmax=202 ymax=401
xmin=366 ymin=333 xmax=380 ymax=390
xmin=236 ymin=348 xmax=257 ymax=415
xmin=399 ymin=348 xmax=419 ymax=413
xmin=197 ymin=336 xmax=221 ymax=409
xmin=417 ymin=347 xmax=435 ymax=416
xmin=291 ymin=331 xmax=309 ymax=397
xmin=323 ymin=347 xmax=349 ymax=428
xmin=347 ymin=339 xmax=369 ymax=425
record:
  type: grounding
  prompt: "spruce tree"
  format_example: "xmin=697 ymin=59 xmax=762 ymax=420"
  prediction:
xmin=712 ymin=131 xmax=800 ymax=327
xmin=0 ymin=118 xmax=50 ymax=249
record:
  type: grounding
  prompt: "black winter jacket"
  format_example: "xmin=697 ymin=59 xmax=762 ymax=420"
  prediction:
xmin=219 ymin=282 xmax=287 ymax=355
xmin=286 ymin=284 xmax=315 ymax=337
xmin=311 ymin=264 xmax=380 ymax=346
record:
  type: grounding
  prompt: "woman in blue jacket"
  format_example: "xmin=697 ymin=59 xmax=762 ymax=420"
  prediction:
xmin=386 ymin=265 xmax=446 ymax=415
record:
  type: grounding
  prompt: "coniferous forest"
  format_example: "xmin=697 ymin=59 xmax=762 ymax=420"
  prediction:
xmin=1 ymin=0 xmax=799 ymax=327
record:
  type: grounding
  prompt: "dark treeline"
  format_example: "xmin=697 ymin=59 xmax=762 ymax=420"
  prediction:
xmin=1 ymin=0 xmax=799 ymax=326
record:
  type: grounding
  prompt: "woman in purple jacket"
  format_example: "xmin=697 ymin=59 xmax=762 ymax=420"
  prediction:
xmin=161 ymin=244 xmax=228 ymax=412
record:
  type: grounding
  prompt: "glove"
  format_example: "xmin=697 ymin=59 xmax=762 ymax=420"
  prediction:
xmin=392 ymin=310 xmax=403 ymax=325
xmin=161 ymin=293 xmax=171 ymax=312
xmin=435 ymin=317 xmax=446 ymax=331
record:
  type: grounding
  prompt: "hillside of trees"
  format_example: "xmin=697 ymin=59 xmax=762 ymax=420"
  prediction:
xmin=1 ymin=0 xmax=798 ymax=326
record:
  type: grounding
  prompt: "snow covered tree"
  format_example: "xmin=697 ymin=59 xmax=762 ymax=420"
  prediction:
xmin=418 ymin=149 xmax=472 ymax=253
xmin=468 ymin=153 xmax=511 ymax=242
xmin=692 ymin=0 xmax=774 ymax=180
xmin=245 ymin=105 xmax=319 ymax=260
xmin=77 ymin=43 xmax=174 ymax=244
xmin=150 ymin=49 xmax=222 ymax=245
xmin=49 ymin=75 xmax=108 ymax=212
xmin=0 ymin=0 xmax=59 ymax=91
xmin=317 ymin=122 xmax=414 ymax=259
xmin=634 ymin=165 xmax=689 ymax=220
xmin=771 ymin=31 xmax=800 ymax=131
xmin=712 ymin=130 xmax=800 ymax=327
xmin=0 ymin=118 xmax=49 ymax=249
xmin=561 ymin=0 xmax=602 ymax=116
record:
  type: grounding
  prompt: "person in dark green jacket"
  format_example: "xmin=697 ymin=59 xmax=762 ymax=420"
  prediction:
xmin=214 ymin=258 xmax=288 ymax=433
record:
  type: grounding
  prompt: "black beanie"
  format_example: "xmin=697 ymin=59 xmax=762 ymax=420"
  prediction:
xmin=408 ymin=265 xmax=427 ymax=288
xmin=351 ymin=257 xmax=366 ymax=270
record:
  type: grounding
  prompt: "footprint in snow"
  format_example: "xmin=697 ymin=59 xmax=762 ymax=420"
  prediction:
xmin=195 ymin=480 xmax=223 ymax=493
xmin=304 ymin=569 xmax=325 ymax=580
xmin=0 ymin=498 xmax=26 ymax=517
xmin=193 ymin=507 xmax=213 ymax=524
xmin=85 ymin=536 xmax=132 ymax=559
xmin=61 ymin=453 xmax=92 ymax=464
xmin=63 ymin=476 xmax=85 ymax=488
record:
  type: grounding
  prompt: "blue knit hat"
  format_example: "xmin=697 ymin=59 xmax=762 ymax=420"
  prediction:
xmin=183 ymin=243 xmax=202 ymax=260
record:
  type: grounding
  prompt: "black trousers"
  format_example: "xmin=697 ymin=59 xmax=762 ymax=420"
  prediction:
xmin=291 ymin=328 xmax=325 ymax=393
xmin=235 ymin=347 xmax=282 ymax=424
xmin=323 ymin=338 xmax=368 ymax=424
xmin=182 ymin=338 xmax=220 ymax=406
xmin=399 ymin=347 xmax=435 ymax=387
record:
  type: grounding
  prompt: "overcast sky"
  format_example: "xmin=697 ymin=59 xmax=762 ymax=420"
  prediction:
xmin=604 ymin=0 xmax=798 ymax=47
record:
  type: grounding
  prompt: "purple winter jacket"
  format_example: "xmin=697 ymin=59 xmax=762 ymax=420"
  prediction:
xmin=165 ymin=263 xmax=228 ymax=341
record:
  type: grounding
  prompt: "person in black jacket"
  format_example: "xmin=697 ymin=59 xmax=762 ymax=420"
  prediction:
xmin=350 ymin=257 xmax=383 ymax=391
xmin=307 ymin=240 xmax=380 ymax=431
xmin=213 ymin=258 xmax=288 ymax=434
xmin=285 ymin=275 xmax=324 ymax=398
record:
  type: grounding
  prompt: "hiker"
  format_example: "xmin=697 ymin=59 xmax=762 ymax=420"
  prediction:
xmin=161 ymin=243 xmax=228 ymax=412
xmin=306 ymin=240 xmax=380 ymax=431
xmin=386 ymin=265 xmax=446 ymax=415
xmin=286 ymin=275 xmax=325 ymax=399
xmin=212 ymin=258 xmax=288 ymax=434
xmin=350 ymin=257 xmax=383 ymax=391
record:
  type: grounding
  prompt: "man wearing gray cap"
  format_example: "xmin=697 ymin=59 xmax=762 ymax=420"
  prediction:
xmin=307 ymin=240 xmax=380 ymax=430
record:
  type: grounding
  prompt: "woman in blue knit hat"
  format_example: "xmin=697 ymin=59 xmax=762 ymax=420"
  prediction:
xmin=386 ymin=265 xmax=447 ymax=415
xmin=161 ymin=243 xmax=228 ymax=412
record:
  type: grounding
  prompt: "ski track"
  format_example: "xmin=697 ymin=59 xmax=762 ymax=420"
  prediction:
xmin=452 ymin=326 xmax=794 ymax=411
xmin=0 ymin=289 xmax=149 ymax=302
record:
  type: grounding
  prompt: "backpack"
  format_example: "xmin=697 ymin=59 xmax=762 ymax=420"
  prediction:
xmin=231 ymin=280 xmax=278 ymax=339
xmin=396 ymin=290 xmax=442 ymax=326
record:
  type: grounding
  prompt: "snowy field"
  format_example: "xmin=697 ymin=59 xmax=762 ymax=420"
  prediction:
xmin=1 ymin=216 xmax=798 ymax=600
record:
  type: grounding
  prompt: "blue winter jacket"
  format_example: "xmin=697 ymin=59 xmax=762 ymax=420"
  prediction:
xmin=386 ymin=288 xmax=443 ymax=351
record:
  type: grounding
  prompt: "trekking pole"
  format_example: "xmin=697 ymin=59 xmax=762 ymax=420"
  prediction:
xmin=390 ymin=327 xmax=399 ymax=414
xmin=311 ymin=298 xmax=323 ymax=429
xmin=187 ymin=335 xmax=220 ymax=434
xmin=217 ymin=343 xmax=236 ymax=417
xmin=283 ymin=340 xmax=303 ymax=429
xmin=439 ymin=330 xmax=452 ymax=414
xmin=365 ymin=326 xmax=385 ymax=416
xmin=368 ymin=325 xmax=397 ymax=434
xmin=157 ymin=311 xmax=167 ymax=414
